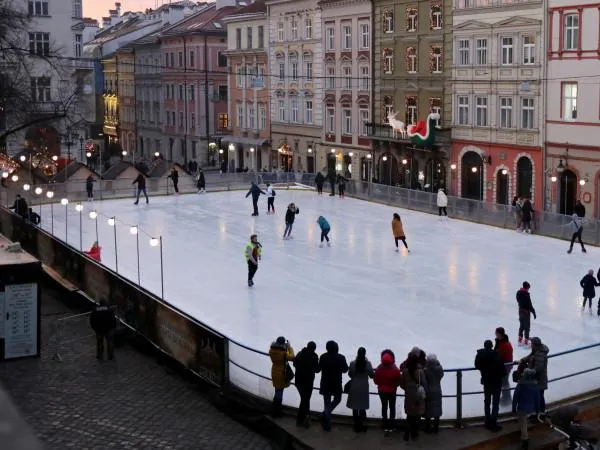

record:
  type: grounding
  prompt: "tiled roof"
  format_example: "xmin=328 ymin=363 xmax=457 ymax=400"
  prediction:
xmin=130 ymin=24 xmax=172 ymax=46
xmin=232 ymin=0 xmax=266 ymax=15
xmin=162 ymin=3 xmax=242 ymax=36
xmin=88 ymin=16 xmax=151 ymax=45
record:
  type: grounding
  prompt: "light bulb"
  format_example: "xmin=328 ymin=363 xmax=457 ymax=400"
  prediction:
xmin=75 ymin=203 xmax=83 ymax=212
xmin=60 ymin=198 xmax=69 ymax=205
xmin=551 ymin=176 xmax=557 ymax=183
xmin=349 ymin=152 xmax=354 ymax=157
xmin=86 ymin=152 xmax=92 ymax=158
xmin=402 ymin=159 xmax=408 ymax=165
xmin=250 ymin=147 xmax=255 ymax=153
xmin=366 ymin=154 xmax=372 ymax=159
xmin=330 ymin=149 xmax=335 ymax=153
xmin=308 ymin=148 xmax=313 ymax=153
xmin=107 ymin=217 xmax=115 ymax=226
xmin=11 ymin=174 xmax=18 ymax=182
xmin=52 ymin=155 xmax=58 ymax=161
xmin=471 ymin=167 xmax=478 ymax=173
xmin=89 ymin=210 xmax=97 ymax=219
xmin=502 ymin=169 xmax=508 ymax=175
xmin=34 ymin=187 xmax=43 ymax=195
xmin=450 ymin=164 xmax=457 ymax=170
xmin=154 ymin=151 xmax=159 ymax=157
xmin=149 ymin=237 xmax=159 ymax=247
xmin=579 ymin=179 xmax=586 ymax=186
xmin=23 ymin=184 xmax=30 ymax=191
xmin=19 ymin=155 xmax=26 ymax=162
xmin=122 ymin=151 xmax=127 ymax=156
xmin=1 ymin=172 xmax=8 ymax=178
xmin=382 ymin=156 xmax=388 ymax=161
xmin=46 ymin=191 xmax=54 ymax=198
xmin=130 ymin=226 xmax=138 ymax=235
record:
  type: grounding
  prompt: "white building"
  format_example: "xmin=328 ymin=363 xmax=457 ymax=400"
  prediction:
xmin=546 ymin=2 xmax=600 ymax=217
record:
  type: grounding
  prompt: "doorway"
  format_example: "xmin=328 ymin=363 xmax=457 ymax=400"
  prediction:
xmin=516 ymin=157 xmax=533 ymax=199
xmin=379 ymin=153 xmax=398 ymax=186
xmin=559 ymin=170 xmax=577 ymax=215
xmin=425 ymin=158 xmax=447 ymax=192
xmin=496 ymin=171 xmax=509 ymax=204
xmin=307 ymin=155 xmax=315 ymax=173
xmin=237 ymin=146 xmax=244 ymax=170
xmin=461 ymin=151 xmax=483 ymax=200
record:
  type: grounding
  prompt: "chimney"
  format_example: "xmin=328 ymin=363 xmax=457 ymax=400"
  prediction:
xmin=115 ymin=2 xmax=122 ymax=15
xmin=109 ymin=9 xmax=118 ymax=18
xmin=215 ymin=0 xmax=237 ymax=9
xmin=102 ymin=16 xmax=111 ymax=27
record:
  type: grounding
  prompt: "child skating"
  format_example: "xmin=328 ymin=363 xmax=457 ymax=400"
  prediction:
xmin=283 ymin=203 xmax=299 ymax=239
xmin=317 ymin=216 xmax=331 ymax=247
xmin=580 ymin=269 xmax=600 ymax=312
xmin=391 ymin=213 xmax=410 ymax=253
xmin=266 ymin=183 xmax=276 ymax=214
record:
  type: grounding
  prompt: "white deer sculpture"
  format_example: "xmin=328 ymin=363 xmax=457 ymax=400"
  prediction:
xmin=387 ymin=112 xmax=407 ymax=139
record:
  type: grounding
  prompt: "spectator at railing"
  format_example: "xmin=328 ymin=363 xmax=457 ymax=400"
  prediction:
xmin=292 ymin=341 xmax=320 ymax=428
xmin=346 ymin=347 xmax=373 ymax=433
xmin=314 ymin=172 xmax=325 ymax=195
xmin=9 ymin=194 xmax=29 ymax=220
xmin=373 ymin=349 xmax=401 ymax=434
xmin=400 ymin=346 xmax=426 ymax=371
xmin=475 ymin=339 xmax=505 ymax=432
xmin=494 ymin=327 xmax=514 ymax=404
xmin=519 ymin=337 xmax=549 ymax=415
xmin=512 ymin=368 xmax=540 ymax=450
xmin=318 ymin=340 xmax=348 ymax=431
xmin=400 ymin=353 xmax=427 ymax=441
xmin=268 ymin=336 xmax=295 ymax=418
xmin=84 ymin=241 xmax=101 ymax=262
xmin=424 ymin=353 xmax=444 ymax=434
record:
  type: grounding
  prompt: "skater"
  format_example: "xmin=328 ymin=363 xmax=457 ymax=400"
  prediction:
xmin=244 ymin=234 xmax=262 ymax=286
xmin=245 ymin=182 xmax=266 ymax=216
xmin=346 ymin=347 xmax=374 ymax=433
xmin=317 ymin=216 xmax=331 ymax=247
xmin=84 ymin=241 xmax=102 ymax=262
xmin=89 ymin=299 xmax=117 ymax=360
xmin=197 ymin=168 xmax=206 ymax=192
xmin=512 ymin=368 xmax=540 ymax=450
xmin=516 ymin=282 xmax=536 ymax=347
xmin=168 ymin=166 xmax=179 ymax=194
xmin=391 ymin=213 xmax=409 ymax=252
xmin=494 ymin=327 xmax=514 ymax=404
xmin=268 ymin=336 xmax=295 ymax=417
xmin=475 ymin=339 xmax=506 ymax=432
xmin=293 ymin=341 xmax=320 ymax=427
xmin=337 ymin=174 xmax=347 ymax=198
xmin=283 ymin=203 xmax=299 ymax=239
xmin=315 ymin=172 xmax=325 ymax=194
xmin=132 ymin=173 xmax=149 ymax=204
xmin=567 ymin=212 xmax=586 ymax=253
xmin=86 ymin=175 xmax=95 ymax=201
xmin=374 ymin=350 xmax=401 ymax=434
xmin=9 ymin=194 xmax=29 ymax=220
xmin=513 ymin=197 xmax=523 ymax=230
xmin=266 ymin=183 xmax=276 ymax=214
xmin=580 ymin=269 xmax=599 ymax=311
xmin=521 ymin=197 xmax=533 ymax=234
xmin=437 ymin=188 xmax=448 ymax=219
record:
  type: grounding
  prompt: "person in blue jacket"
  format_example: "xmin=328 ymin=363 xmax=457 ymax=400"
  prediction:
xmin=317 ymin=216 xmax=331 ymax=247
xmin=512 ymin=368 xmax=540 ymax=450
xmin=245 ymin=182 xmax=266 ymax=216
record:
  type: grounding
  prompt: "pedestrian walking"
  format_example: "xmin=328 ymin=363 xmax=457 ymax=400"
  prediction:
xmin=244 ymin=234 xmax=262 ymax=287
xmin=132 ymin=173 xmax=149 ymax=205
xmin=317 ymin=216 xmax=331 ymax=247
xmin=89 ymin=299 xmax=117 ymax=360
xmin=392 ymin=213 xmax=409 ymax=252
xmin=293 ymin=341 xmax=320 ymax=427
xmin=283 ymin=203 xmax=299 ymax=239
xmin=168 ymin=166 xmax=179 ymax=194
xmin=318 ymin=340 xmax=348 ymax=431
xmin=512 ymin=369 xmax=540 ymax=450
xmin=346 ymin=347 xmax=374 ymax=432
xmin=475 ymin=340 xmax=506 ymax=432
xmin=374 ymin=349 xmax=401 ymax=434
xmin=516 ymin=281 xmax=537 ymax=347
xmin=424 ymin=354 xmax=443 ymax=434
xmin=268 ymin=336 xmax=295 ymax=417
xmin=580 ymin=269 xmax=599 ymax=311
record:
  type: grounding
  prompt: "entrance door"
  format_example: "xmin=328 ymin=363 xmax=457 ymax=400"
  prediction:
xmin=461 ymin=151 xmax=483 ymax=200
xmin=516 ymin=157 xmax=533 ymax=199
xmin=237 ymin=147 xmax=244 ymax=170
xmin=496 ymin=171 xmax=509 ymax=204
xmin=307 ymin=155 xmax=315 ymax=173
xmin=559 ymin=170 xmax=577 ymax=215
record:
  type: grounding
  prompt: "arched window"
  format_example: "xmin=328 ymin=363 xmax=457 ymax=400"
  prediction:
xmin=516 ymin=157 xmax=532 ymax=199
xmin=461 ymin=151 xmax=483 ymax=200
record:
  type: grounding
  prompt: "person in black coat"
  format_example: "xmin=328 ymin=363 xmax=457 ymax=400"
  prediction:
xmin=168 ymin=167 xmax=179 ymax=193
xmin=283 ymin=203 xmax=299 ymax=239
xmin=315 ymin=172 xmax=325 ymax=195
xmin=90 ymin=299 xmax=117 ymax=360
xmin=521 ymin=198 xmax=533 ymax=234
xmin=574 ymin=200 xmax=585 ymax=218
xmin=516 ymin=281 xmax=536 ymax=346
xmin=475 ymin=340 xmax=506 ymax=432
xmin=245 ymin=182 xmax=266 ymax=216
xmin=86 ymin=175 xmax=95 ymax=201
xmin=293 ymin=341 xmax=320 ymax=427
xmin=336 ymin=174 xmax=347 ymax=198
xmin=132 ymin=174 xmax=149 ymax=204
xmin=580 ymin=269 xmax=600 ymax=310
xmin=197 ymin=168 xmax=206 ymax=192
xmin=10 ymin=195 xmax=29 ymax=220
xmin=318 ymin=340 xmax=348 ymax=431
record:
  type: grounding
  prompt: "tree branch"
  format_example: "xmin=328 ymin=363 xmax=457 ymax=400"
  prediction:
xmin=0 ymin=112 xmax=67 ymax=142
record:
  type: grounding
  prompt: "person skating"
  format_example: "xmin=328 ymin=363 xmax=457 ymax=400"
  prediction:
xmin=392 ymin=213 xmax=409 ymax=253
xmin=521 ymin=197 xmax=533 ymax=234
xmin=315 ymin=172 xmax=325 ymax=195
xmin=245 ymin=182 xmax=266 ymax=216
xmin=268 ymin=336 xmax=295 ymax=417
xmin=317 ymin=216 xmax=331 ymax=247
xmin=437 ymin=188 xmax=448 ymax=220
xmin=318 ymin=340 xmax=348 ymax=431
xmin=283 ymin=203 xmax=299 ymax=239
xmin=197 ymin=168 xmax=206 ymax=193
xmin=516 ymin=282 xmax=536 ymax=347
xmin=89 ymin=299 xmax=117 ymax=360
xmin=512 ymin=368 xmax=540 ymax=450
xmin=373 ymin=349 xmax=401 ymax=434
xmin=494 ymin=327 xmax=514 ymax=404
xmin=132 ymin=173 xmax=149 ymax=204
xmin=244 ymin=234 xmax=262 ymax=286
xmin=168 ymin=166 xmax=179 ymax=194
xmin=475 ymin=340 xmax=506 ymax=432
xmin=567 ymin=212 xmax=586 ymax=253
xmin=346 ymin=347 xmax=374 ymax=433
xmin=265 ymin=183 xmax=276 ymax=214
xmin=580 ymin=269 xmax=599 ymax=311
xmin=86 ymin=175 xmax=96 ymax=201
xmin=293 ymin=341 xmax=320 ymax=427
xmin=337 ymin=174 xmax=347 ymax=198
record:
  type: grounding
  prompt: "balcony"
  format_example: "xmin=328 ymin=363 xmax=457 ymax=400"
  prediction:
xmin=454 ymin=0 xmax=541 ymax=10
xmin=366 ymin=123 xmax=451 ymax=146
xmin=29 ymin=101 xmax=65 ymax=116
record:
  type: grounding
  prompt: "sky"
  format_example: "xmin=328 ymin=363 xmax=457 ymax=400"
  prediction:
xmin=85 ymin=0 xmax=166 ymax=23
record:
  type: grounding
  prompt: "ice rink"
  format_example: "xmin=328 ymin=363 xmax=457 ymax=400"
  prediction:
xmin=39 ymin=189 xmax=600 ymax=418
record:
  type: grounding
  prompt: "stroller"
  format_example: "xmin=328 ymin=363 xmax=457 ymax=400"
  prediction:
xmin=542 ymin=406 xmax=598 ymax=449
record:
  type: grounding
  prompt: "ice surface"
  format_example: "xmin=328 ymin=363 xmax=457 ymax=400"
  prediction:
xmin=39 ymin=190 xmax=600 ymax=418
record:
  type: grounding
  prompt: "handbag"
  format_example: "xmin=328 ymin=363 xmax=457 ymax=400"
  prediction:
xmin=416 ymin=370 xmax=426 ymax=401
xmin=284 ymin=354 xmax=294 ymax=383
xmin=343 ymin=379 xmax=352 ymax=394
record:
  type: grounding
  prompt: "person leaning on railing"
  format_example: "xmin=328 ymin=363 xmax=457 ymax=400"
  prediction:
xmin=268 ymin=336 xmax=295 ymax=418
xmin=292 ymin=341 xmax=320 ymax=428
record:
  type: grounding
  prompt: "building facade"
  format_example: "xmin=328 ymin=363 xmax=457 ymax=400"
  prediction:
xmin=546 ymin=1 xmax=600 ymax=217
xmin=451 ymin=0 xmax=544 ymax=207
xmin=319 ymin=0 xmax=372 ymax=179
xmin=101 ymin=55 xmax=120 ymax=156
xmin=266 ymin=0 xmax=323 ymax=173
xmin=116 ymin=47 xmax=136 ymax=158
xmin=222 ymin=0 xmax=271 ymax=171
xmin=369 ymin=0 xmax=452 ymax=187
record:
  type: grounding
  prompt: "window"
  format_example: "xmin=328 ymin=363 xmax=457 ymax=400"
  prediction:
xmin=521 ymin=98 xmax=535 ymax=129
xmin=236 ymin=66 xmax=243 ymax=88
xmin=343 ymin=66 xmax=352 ymax=90
xmin=326 ymin=27 xmax=335 ymax=50
xmin=237 ymin=103 xmax=245 ymax=128
xmin=291 ymin=19 xmax=298 ymax=41
xmin=360 ymin=23 xmax=370 ymax=49
xmin=278 ymin=63 xmax=285 ymax=82
xmin=360 ymin=108 xmax=369 ymax=135
xmin=278 ymin=100 xmax=285 ymax=121
xmin=30 ymin=77 xmax=51 ymax=102
xmin=430 ymin=46 xmax=442 ymax=73
xmin=305 ymin=17 xmax=312 ymax=39
xmin=305 ymin=100 xmax=313 ymax=124
xmin=29 ymin=32 xmax=50 ymax=56
xmin=214 ymin=113 xmax=227 ymax=130
xmin=73 ymin=0 xmax=82 ymax=18
xmin=564 ymin=14 xmax=579 ymax=50
xmin=259 ymin=104 xmax=267 ymax=129
xmin=327 ymin=108 xmax=335 ymax=133
xmin=499 ymin=97 xmax=513 ymax=128
xmin=28 ymin=0 xmax=48 ymax=16
xmin=189 ymin=85 xmax=195 ymax=101
xmin=407 ymin=8 xmax=417 ymax=32
xmin=383 ymin=96 xmax=394 ymax=122
xmin=165 ymin=111 xmax=170 ymax=126
xmin=342 ymin=109 xmax=352 ymax=135
xmin=431 ymin=5 xmax=442 ymax=29
xmin=455 ymin=96 xmax=470 ymax=125
xmin=170 ymin=53 xmax=174 ymax=67
xmin=178 ymin=52 xmax=183 ymax=67
xmin=458 ymin=39 xmax=470 ymax=65
xmin=291 ymin=62 xmax=298 ymax=81
xmin=179 ymin=85 xmax=183 ymax=100
xmin=258 ymin=26 xmax=264 ymax=48
xmin=74 ymin=34 xmax=82 ymax=58
xmin=360 ymin=66 xmax=369 ymax=91
xmin=430 ymin=98 xmax=441 ymax=127
xmin=277 ymin=22 xmax=284 ymax=41
xmin=304 ymin=61 xmax=313 ymax=81
xmin=475 ymin=96 xmax=488 ymax=126
xmin=406 ymin=47 xmax=417 ymax=73
xmin=218 ymin=52 xmax=228 ymax=67
xmin=522 ymin=35 xmax=535 ymax=65
xmin=562 ymin=82 xmax=577 ymax=120
xmin=475 ymin=39 xmax=487 ymax=65
xmin=383 ymin=10 xmax=394 ymax=33
xmin=189 ymin=50 xmax=195 ymax=67
xmin=326 ymin=66 xmax=335 ymax=89
xmin=501 ymin=37 xmax=513 ymax=65
xmin=248 ymin=105 xmax=255 ymax=129
xmin=383 ymin=48 xmax=394 ymax=74
xmin=247 ymin=27 xmax=253 ymax=48
xmin=291 ymin=98 xmax=299 ymax=122
xmin=405 ymin=97 xmax=418 ymax=124
xmin=218 ymin=85 xmax=228 ymax=101
xmin=191 ymin=112 xmax=196 ymax=129
xmin=235 ymin=28 xmax=242 ymax=49
xmin=179 ymin=112 xmax=184 ymax=128
xmin=342 ymin=25 xmax=352 ymax=50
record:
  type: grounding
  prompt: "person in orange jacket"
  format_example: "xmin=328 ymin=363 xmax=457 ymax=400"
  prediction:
xmin=84 ymin=241 xmax=102 ymax=261
xmin=392 ymin=213 xmax=410 ymax=253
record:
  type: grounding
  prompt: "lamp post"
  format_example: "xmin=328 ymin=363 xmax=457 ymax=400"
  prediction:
xmin=150 ymin=236 xmax=164 ymax=300
xmin=75 ymin=203 xmax=83 ymax=250
xmin=107 ymin=216 xmax=118 ymax=272
xmin=130 ymin=226 xmax=140 ymax=285
xmin=250 ymin=147 xmax=255 ymax=172
xmin=228 ymin=143 xmax=235 ymax=172
xmin=46 ymin=190 xmax=54 ymax=234
xmin=89 ymin=210 xmax=99 ymax=245
xmin=450 ymin=163 xmax=457 ymax=196
xmin=472 ymin=166 xmax=481 ymax=200
xmin=121 ymin=150 xmax=127 ymax=160
xmin=61 ymin=198 xmax=68 ymax=243
xmin=382 ymin=155 xmax=392 ymax=186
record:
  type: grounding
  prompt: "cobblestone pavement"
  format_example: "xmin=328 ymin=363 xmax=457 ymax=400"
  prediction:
xmin=0 ymin=287 xmax=272 ymax=450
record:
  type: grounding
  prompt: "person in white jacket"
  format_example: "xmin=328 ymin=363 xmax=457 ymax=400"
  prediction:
xmin=266 ymin=183 xmax=276 ymax=214
xmin=437 ymin=188 xmax=448 ymax=220
xmin=567 ymin=213 xmax=586 ymax=254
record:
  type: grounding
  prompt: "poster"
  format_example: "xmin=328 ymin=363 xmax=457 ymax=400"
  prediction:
xmin=4 ymin=283 xmax=38 ymax=359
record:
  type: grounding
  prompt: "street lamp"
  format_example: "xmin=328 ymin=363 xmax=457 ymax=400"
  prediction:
xmin=250 ymin=147 xmax=255 ymax=172
xmin=154 ymin=151 xmax=160 ymax=157
xmin=150 ymin=236 xmax=164 ymax=300
xmin=122 ymin=150 xmax=127 ymax=159
xmin=89 ymin=210 xmax=99 ymax=245
xmin=19 ymin=155 xmax=25 ymax=162
xmin=130 ymin=226 xmax=140 ymax=285
xmin=61 ymin=198 xmax=68 ymax=243
xmin=46 ymin=190 xmax=54 ymax=234
xmin=502 ymin=169 xmax=508 ymax=175
xmin=11 ymin=174 xmax=18 ymax=182
xmin=107 ymin=216 xmax=118 ymax=271
xmin=23 ymin=184 xmax=30 ymax=191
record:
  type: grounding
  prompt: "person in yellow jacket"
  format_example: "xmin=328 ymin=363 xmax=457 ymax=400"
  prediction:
xmin=392 ymin=213 xmax=410 ymax=253
xmin=245 ymin=234 xmax=262 ymax=286
xmin=269 ymin=336 xmax=295 ymax=417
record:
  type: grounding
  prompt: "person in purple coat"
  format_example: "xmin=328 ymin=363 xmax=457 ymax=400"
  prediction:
xmin=512 ymin=369 xmax=541 ymax=450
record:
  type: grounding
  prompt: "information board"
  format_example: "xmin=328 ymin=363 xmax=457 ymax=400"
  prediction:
xmin=4 ymin=283 xmax=38 ymax=359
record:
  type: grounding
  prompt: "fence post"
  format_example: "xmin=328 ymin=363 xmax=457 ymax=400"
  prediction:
xmin=456 ymin=370 xmax=463 ymax=428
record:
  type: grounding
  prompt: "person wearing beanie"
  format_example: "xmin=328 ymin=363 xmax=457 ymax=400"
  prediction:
xmin=512 ymin=369 xmax=540 ymax=450
xmin=268 ymin=336 xmax=295 ymax=418
xmin=494 ymin=327 xmax=514 ymax=404
xmin=318 ymin=340 xmax=348 ymax=431
xmin=373 ymin=349 xmax=401 ymax=433
xmin=292 ymin=341 xmax=320 ymax=427
xmin=520 ymin=337 xmax=549 ymax=414
xmin=580 ymin=269 xmax=600 ymax=311
xmin=516 ymin=281 xmax=536 ymax=346
xmin=424 ymin=353 xmax=444 ymax=434
xmin=475 ymin=340 xmax=506 ymax=432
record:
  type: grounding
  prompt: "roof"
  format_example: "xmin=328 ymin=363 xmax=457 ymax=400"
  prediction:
xmin=54 ymin=162 xmax=100 ymax=181
xmin=226 ymin=0 xmax=266 ymax=17
xmin=87 ymin=15 xmax=147 ymax=45
xmin=161 ymin=3 xmax=242 ymax=36
xmin=101 ymin=161 xmax=140 ymax=180
xmin=130 ymin=23 xmax=172 ymax=46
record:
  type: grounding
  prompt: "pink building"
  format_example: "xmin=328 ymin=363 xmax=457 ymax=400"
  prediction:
xmin=160 ymin=0 xmax=244 ymax=166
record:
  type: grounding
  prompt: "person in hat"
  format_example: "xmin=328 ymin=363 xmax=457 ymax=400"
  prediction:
xmin=520 ymin=337 xmax=549 ymax=414
xmin=512 ymin=368 xmax=540 ymax=450
xmin=292 ymin=341 xmax=320 ymax=427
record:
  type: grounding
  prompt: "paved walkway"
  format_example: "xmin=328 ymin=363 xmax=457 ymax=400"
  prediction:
xmin=0 ymin=287 xmax=271 ymax=450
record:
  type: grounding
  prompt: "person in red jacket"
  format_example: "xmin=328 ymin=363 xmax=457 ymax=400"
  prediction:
xmin=84 ymin=241 xmax=101 ymax=262
xmin=373 ymin=349 xmax=401 ymax=434
xmin=494 ymin=327 xmax=514 ymax=404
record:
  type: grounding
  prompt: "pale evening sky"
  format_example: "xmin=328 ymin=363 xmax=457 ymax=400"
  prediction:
xmin=84 ymin=0 xmax=169 ymax=23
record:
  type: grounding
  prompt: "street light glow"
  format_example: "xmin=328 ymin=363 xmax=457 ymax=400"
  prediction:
xmin=2 ymin=172 xmax=8 ymax=178
xmin=349 ymin=152 xmax=353 ymax=157
xmin=154 ymin=151 xmax=159 ymax=157
xmin=75 ymin=203 xmax=83 ymax=212
xmin=52 ymin=155 xmax=58 ymax=161
xmin=23 ymin=184 xmax=30 ymax=191
xmin=579 ymin=179 xmax=586 ymax=186
xmin=86 ymin=152 xmax=92 ymax=158
xmin=122 ymin=150 xmax=127 ymax=156
xmin=501 ymin=169 xmax=508 ymax=175
xmin=107 ymin=217 xmax=115 ymax=226
xmin=402 ymin=159 xmax=408 ymax=165
xmin=46 ymin=191 xmax=54 ymax=198
xmin=250 ymin=147 xmax=255 ymax=153
xmin=19 ymin=155 xmax=26 ymax=162
xmin=130 ymin=226 xmax=138 ymax=235
xmin=382 ymin=156 xmax=388 ymax=161
xmin=150 ymin=237 xmax=159 ymax=247
xmin=450 ymin=164 xmax=457 ymax=170
xmin=330 ymin=149 xmax=335 ymax=153
xmin=551 ymin=176 xmax=557 ymax=183
xmin=34 ymin=187 xmax=43 ymax=195
xmin=471 ymin=167 xmax=478 ymax=173
xmin=89 ymin=210 xmax=97 ymax=219
xmin=307 ymin=148 xmax=312 ymax=153
xmin=11 ymin=174 xmax=18 ymax=182
xmin=60 ymin=198 xmax=69 ymax=205
xmin=228 ymin=143 xmax=235 ymax=151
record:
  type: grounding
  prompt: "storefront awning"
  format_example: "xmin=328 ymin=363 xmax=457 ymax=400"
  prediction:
xmin=221 ymin=136 xmax=269 ymax=147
